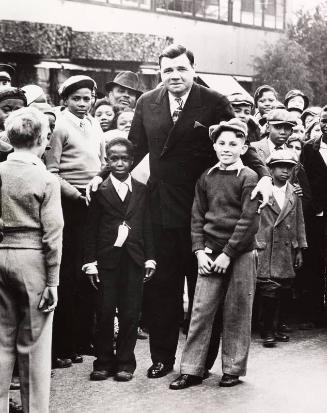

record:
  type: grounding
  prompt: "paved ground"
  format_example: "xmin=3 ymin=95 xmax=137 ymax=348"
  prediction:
xmin=10 ymin=328 xmax=327 ymax=413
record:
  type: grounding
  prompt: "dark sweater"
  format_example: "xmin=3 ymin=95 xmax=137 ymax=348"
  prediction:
xmin=191 ymin=166 xmax=259 ymax=258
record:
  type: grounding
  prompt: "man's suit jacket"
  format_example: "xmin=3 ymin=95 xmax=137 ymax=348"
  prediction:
xmin=100 ymin=83 xmax=269 ymax=228
xmin=301 ymin=137 xmax=327 ymax=214
xmin=256 ymin=182 xmax=307 ymax=279
xmin=251 ymin=137 xmax=271 ymax=163
xmin=84 ymin=176 xmax=155 ymax=269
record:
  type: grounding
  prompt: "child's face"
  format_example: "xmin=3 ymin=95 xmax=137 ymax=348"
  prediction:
xmin=310 ymin=123 xmax=321 ymax=141
xmin=287 ymin=140 xmax=302 ymax=159
xmin=106 ymin=144 xmax=133 ymax=180
xmin=65 ymin=88 xmax=92 ymax=119
xmin=94 ymin=104 xmax=115 ymax=132
xmin=257 ymin=91 xmax=276 ymax=116
xmin=268 ymin=123 xmax=293 ymax=147
xmin=213 ymin=130 xmax=248 ymax=167
xmin=0 ymin=98 xmax=25 ymax=130
xmin=271 ymin=163 xmax=294 ymax=185
xmin=319 ymin=112 xmax=327 ymax=137
xmin=117 ymin=111 xmax=134 ymax=132
xmin=233 ymin=105 xmax=251 ymax=124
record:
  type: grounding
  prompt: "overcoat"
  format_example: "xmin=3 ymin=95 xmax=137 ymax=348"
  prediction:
xmin=251 ymin=137 xmax=271 ymax=163
xmin=256 ymin=182 xmax=307 ymax=279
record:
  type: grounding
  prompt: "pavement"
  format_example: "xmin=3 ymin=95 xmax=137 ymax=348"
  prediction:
xmin=10 ymin=327 xmax=327 ymax=413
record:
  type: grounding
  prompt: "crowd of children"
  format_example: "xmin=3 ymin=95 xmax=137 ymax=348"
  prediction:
xmin=0 ymin=51 xmax=326 ymax=412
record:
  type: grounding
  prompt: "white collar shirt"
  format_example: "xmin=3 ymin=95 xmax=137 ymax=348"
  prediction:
xmin=207 ymin=158 xmax=245 ymax=177
xmin=65 ymin=109 xmax=91 ymax=130
xmin=272 ymin=183 xmax=287 ymax=210
xmin=168 ymin=89 xmax=191 ymax=117
xmin=110 ymin=173 xmax=132 ymax=201
xmin=268 ymin=138 xmax=286 ymax=154
xmin=7 ymin=151 xmax=46 ymax=170
xmin=319 ymin=139 xmax=327 ymax=166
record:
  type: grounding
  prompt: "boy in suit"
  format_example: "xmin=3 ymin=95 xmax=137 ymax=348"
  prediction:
xmin=169 ymin=118 xmax=259 ymax=390
xmin=83 ymin=137 xmax=156 ymax=382
xmin=256 ymin=149 xmax=307 ymax=347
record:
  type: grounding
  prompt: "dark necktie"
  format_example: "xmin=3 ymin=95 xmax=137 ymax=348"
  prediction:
xmin=274 ymin=145 xmax=283 ymax=150
xmin=172 ymin=97 xmax=183 ymax=123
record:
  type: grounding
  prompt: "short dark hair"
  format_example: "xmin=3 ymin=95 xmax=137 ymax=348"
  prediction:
xmin=105 ymin=137 xmax=134 ymax=158
xmin=159 ymin=44 xmax=194 ymax=67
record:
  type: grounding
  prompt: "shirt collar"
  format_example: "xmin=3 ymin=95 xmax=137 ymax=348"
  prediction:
xmin=273 ymin=183 xmax=287 ymax=193
xmin=168 ymin=89 xmax=191 ymax=110
xmin=7 ymin=151 xmax=46 ymax=169
xmin=320 ymin=140 xmax=327 ymax=149
xmin=110 ymin=173 xmax=132 ymax=192
xmin=207 ymin=158 xmax=244 ymax=177
xmin=268 ymin=138 xmax=285 ymax=153
xmin=64 ymin=109 xmax=87 ymax=127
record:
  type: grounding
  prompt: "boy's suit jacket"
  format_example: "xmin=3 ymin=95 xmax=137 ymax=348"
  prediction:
xmin=256 ymin=182 xmax=307 ymax=279
xmin=301 ymin=137 xmax=327 ymax=214
xmin=251 ymin=137 xmax=271 ymax=163
xmin=84 ymin=176 xmax=155 ymax=269
xmin=100 ymin=83 xmax=269 ymax=228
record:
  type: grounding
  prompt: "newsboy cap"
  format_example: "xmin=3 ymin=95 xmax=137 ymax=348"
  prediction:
xmin=21 ymin=84 xmax=46 ymax=106
xmin=266 ymin=109 xmax=297 ymax=126
xmin=266 ymin=149 xmax=298 ymax=167
xmin=209 ymin=118 xmax=248 ymax=142
xmin=105 ymin=71 xmax=142 ymax=98
xmin=0 ymin=87 xmax=27 ymax=106
xmin=59 ymin=75 xmax=97 ymax=98
xmin=228 ymin=92 xmax=254 ymax=108
xmin=284 ymin=89 xmax=309 ymax=111
xmin=0 ymin=64 xmax=15 ymax=81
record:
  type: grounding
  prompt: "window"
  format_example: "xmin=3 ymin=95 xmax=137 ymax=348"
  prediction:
xmin=194 ymin=0 xmax=228 ymax=21
xmin=232 ymin=0 xmax=284 ymax=29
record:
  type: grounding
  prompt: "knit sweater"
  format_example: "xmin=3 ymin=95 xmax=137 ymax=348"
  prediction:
xmin=0 ymin=158 xmax=64 ymax=286
xmin=191 ymin=167 xmax=259 ymax=258
xmin=45 ymin=110 xmax=106 ymax=199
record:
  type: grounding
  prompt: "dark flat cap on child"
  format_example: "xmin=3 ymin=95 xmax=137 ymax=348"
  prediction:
xmin=266 ymin=149 xmax=298 ymax=167
xmin=0 ymin=64 xmax=15 ymax=81
xmin=266 ymin=109 xmax=297 ymax=126
xmin=0 ymin=87 xmax=27 ymax=105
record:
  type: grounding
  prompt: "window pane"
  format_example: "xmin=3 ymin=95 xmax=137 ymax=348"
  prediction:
xmin=254 ymin=0 xmax=263 ymax=26
xmin=276 ymin=0 xmax=284 ymax=29
xmin=219 ymin=0 xmax=229 ymax=21
xmin=232 ymin=0 xmax=241 ymax=23
xmin=157 ymin=0 xmax=193 ymax=14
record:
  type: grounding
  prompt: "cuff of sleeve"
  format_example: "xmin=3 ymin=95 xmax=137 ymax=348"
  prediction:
xmin=82 ymin=262 xmax=98 ymax=274
xmin=145 ymin=260 xmax=156 ymax=269
xmin=222 ymin=244 xmax=238 ymax=259
xmin=192 ymin=242 xmax=205 ymax=253
xmin=46 ymin=278 xmax=59 ymax=287
xmin=194 ymin=249 xmax=204 ymax=256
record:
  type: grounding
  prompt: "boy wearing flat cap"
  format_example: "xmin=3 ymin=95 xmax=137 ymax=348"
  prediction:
xmin=105 ymin=71 xmax=142 ymax=110
xmin=256 ymin=149 xmax=307 ymax=347
xmin=170 ymin=118 xmax=259 ymax=390
xmin=45 ymin=75 xmax=105 ymax=367
xmin=252 ymin=108 xmax=296 ymax=163
xmin=0 ymin=64 xmax=15 ymax=90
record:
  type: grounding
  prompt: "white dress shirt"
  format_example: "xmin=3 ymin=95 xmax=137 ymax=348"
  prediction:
xmin=319 ymin=140 xmax=327 ymax=166
xmin=272 ymin=183 xmax=287 ymax=210
xmin=268 ymin=138 xmax=286 ymax=154
xmin=207 ymin=158 xmax=245 ymax=177
xmin=110 ymin=173 xmax=132 ymax=201
xmin=168 ymin=90 xmax=191 ymax=117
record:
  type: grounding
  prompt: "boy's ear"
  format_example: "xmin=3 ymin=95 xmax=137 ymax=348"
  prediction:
xmin=241 ymin=143 xmax=248 ymax=155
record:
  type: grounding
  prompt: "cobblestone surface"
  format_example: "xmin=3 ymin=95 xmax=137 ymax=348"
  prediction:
xmin=10 ymin=329 xmax=327 ymax=413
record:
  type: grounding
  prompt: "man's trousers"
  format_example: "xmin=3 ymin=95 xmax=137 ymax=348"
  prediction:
xmin=0 ymin=249 xmax=53 ymax=413
xmin=180 ymin=250 xmax=256 ymax=377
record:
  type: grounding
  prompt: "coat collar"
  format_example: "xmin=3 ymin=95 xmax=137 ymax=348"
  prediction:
xmin=274 ymin=182 xmax=296 ymax=226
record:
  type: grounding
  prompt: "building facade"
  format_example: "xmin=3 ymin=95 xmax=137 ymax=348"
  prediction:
xmin=1 ymin=0 xmax=289 ymax=101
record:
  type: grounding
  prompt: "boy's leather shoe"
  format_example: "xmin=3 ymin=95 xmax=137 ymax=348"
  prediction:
xmin=262 ymin=331 xmax=276 ymax=347
xmin=275 ymin=331 xmax=290 ymax=342
xmin=114 ymin=371 xmax=133 ymax=381
xmin=52 ymin=358 xmax=72 ymax=369
xmin=147 ymin=362 xmax=173 ymax=378
xmin=169 ymin=374 xmax=202 ymax=390
xmin=219 ymin=374 xmax=240 ymax=387
xmin=90 ymin=369 xmax=113 ymax=381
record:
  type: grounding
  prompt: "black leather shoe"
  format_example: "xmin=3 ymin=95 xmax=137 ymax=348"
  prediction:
xmin=71 ymin=354 xmax=84 ymax=363
xmin=114 ymin=371 xmax=133 ymax=381
xmin=90 ymin=369 xmax=112 ymax=381
xmin=169 ymin=374 xmax=202 ymax=390
xmin=275 ymin=331 xmax=290 ymax=342
xmin=262 ymin=332 xmax=276 ymax=347
xmin=52 ymin=357 xmax=72 ymax=369
xmin=219 ymin=373 xmax=240 ymax=387
xmin=147 ymin=362 xmax=173 ymax=378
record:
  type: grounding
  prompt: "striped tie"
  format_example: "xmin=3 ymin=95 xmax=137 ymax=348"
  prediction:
xmin=172 ymin=97 xmax=183 ymax=123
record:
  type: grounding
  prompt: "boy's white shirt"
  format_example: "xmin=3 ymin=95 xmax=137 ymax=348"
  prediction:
xmin=272 ymin=183 xmax=287 ymax=210
xmin=82 ymin=172 xmax=156 ymax=272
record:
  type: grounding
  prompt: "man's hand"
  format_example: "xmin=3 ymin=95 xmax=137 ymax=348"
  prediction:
xmin=294 ymin=249 xmax=303 ymax=269
xmin=39 ymin=286 xmax=58 ymax=313
xmin=210 ymin=252 xmax=231 ymax=274
xmin=86 ymin=176 xmax=103 ymax=205
xmin=196 ymin=250 xmax=213 ymax=276
xmin=251 ymin=176 xmax=273 ymax=214
xmin=293 ymin=184 xmax=303 ymax=197
xmin=144 ymin=268 xmax=155 ymax=283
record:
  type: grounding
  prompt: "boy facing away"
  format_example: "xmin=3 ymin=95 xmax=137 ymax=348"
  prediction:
xmin=83 ymin=137 xmax=156 ymax=382
xmin=169 ymin=118 xmax=259 ymax=390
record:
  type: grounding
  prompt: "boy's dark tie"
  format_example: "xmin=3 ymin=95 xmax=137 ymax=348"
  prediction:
xmin=172 ymin=97 xmax=183 ymax=123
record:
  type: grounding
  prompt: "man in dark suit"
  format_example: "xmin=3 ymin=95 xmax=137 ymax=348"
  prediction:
xmin=84 ymin=137 xmax=155 ymax=382
xmin=87 ymin=44 xmax=272 ymax=378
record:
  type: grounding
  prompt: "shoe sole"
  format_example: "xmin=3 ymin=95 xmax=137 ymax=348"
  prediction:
xmin=219 ymin=380 xmax=241 ymax=387
xmin=147 ymin=369 xmax=173 ymax=379
xmin=169 ymin=381 xmax=202 ymax=390
xmin=90 ymin=375 xmax=109 ymax=381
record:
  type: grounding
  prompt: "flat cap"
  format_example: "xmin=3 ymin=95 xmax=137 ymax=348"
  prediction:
xmin=59 ymin=75 xmax=96 ymax=98
xmin=0 ymin=87 xmax=27 ymax=106
xmin=284 ymin=89 xmax=309 ymax=111
xmin=228 ymin=92 xmax=254 ymax=108
xmin=209 ymin=118 xmax=248 ymax=142
xmin=266 ymin=149 xmax=298 ymax=166
xmin=0 ymin=64 xmax=15 ymax=81
xmin=266 ymin=109 xmax=297 ymax=126
xmin=21 ymin=84 xmax=46 ymax=106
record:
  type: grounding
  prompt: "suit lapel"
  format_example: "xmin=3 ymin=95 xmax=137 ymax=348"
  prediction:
xmin=98 ymin=177 xmax=124 ymax=214
xmin=275 ymin=183 xmax=295 ymax=226
xmin=269 ymin=194 xmax=281 ymax=216
xmin=149 ymin=87 xmax=173 ymax=145
xmin=126 ymin=178 xmax=142 ymax=218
